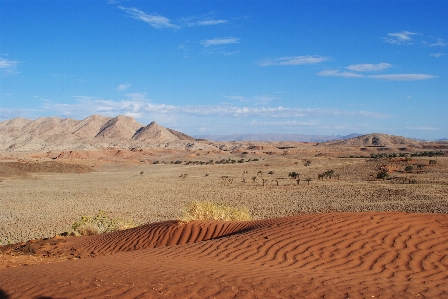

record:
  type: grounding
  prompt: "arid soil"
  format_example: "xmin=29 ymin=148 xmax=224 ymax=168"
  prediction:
xmin=0 ymin=143 xmax=447 ymax=298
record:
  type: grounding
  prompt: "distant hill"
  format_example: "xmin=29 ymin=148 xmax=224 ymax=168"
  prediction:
xmin=324 ymin=133 xmax=423 ymax=148
xmin=194 ymin=133 xmax=362 ymax=142
xmin=0 ymin=115 xmax=198 ymax=152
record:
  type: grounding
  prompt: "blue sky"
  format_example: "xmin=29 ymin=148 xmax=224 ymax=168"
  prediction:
xmin=1 ymin=1 xmax=447 ymax=139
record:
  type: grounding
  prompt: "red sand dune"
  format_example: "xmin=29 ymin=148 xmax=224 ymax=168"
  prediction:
xmin=1 ymin=212 xmax=447 ymax=298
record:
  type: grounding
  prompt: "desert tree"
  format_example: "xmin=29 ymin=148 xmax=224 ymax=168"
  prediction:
xmin=288 ymin=172 xmax=300 ymax=185
xmin=288 ymin=172 xmax=300 ymax=179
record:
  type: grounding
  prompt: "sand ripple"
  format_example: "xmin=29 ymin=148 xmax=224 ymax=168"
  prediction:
xmin=1 ymin=212 xmax=447 ymax=298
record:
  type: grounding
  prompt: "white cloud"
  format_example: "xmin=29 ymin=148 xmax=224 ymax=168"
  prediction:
xmin=223 ymin=94 xmax=278 ymax=105
xmin=430 ymin=53 xmax=444 ymax=58
xmin=405 ymin=126 xmax=438 ymax=131
xmin=0 ymin=57 xmax=20 ymax=74
xmin=368 ymin=74 xmax=437 ymax=81
xmin=383 ymin=31 xmax=420 ymax=45
xmin=118 ymin=6 xmax=179 ymax=29
xmin=116 ymin=83 xmax=131 ymax=91
xmin=258 ymin=55 xmax=328 ymax=66
xmin=38 ymin=95 xmax=389 ymax=121
xmin=178 ymin=14 xmax=228 ymax=27
xmin=0 ymin=107 xmax=38 ymax=120
xmin=428 ymin=38 xmax=448 ymax=47
xmin=318 ymin=70 xmax=437 ymax=81
xmin=201 ymin=37 xmax=240 ymax=47
xmin=197 ymin=19 xmax=227 ymax=26
xmin=317 ymin=70 xmax=364 ymax=78
xmin=249 ymin=120 xmax=319 ymax=127
xmin=345 ymin=63 xmax=392 ymax=72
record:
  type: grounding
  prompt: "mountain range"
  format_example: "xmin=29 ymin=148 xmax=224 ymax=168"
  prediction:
xmin=0 ymin=115 xmax=198 ymax=152
xmin=0 ymin=115 xmax=440 ymax=152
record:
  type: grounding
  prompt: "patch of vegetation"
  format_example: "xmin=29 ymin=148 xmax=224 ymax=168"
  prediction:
xmin=405 ymin=165 xmax=414 ymax=172
xmin=288 ymin=172 xmax=300 ymax=179
xmin=376 ymin=170 xmax=389 ymax=180
xmin=180 ymin=201 xmax=252 ymax=222
xmin=71 ymin=210 xmax=136 ymax=236
xmin=317 ymin=170 xmax=337 ymax=180
xmin=343 ymin=151 xmax=446 ymax=159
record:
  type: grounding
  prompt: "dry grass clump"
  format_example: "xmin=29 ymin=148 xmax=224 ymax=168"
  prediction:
xmin=180 ymin=201 xmax=252 ymax=223
xmin=72 ymin=210 xmax=136 ymax=236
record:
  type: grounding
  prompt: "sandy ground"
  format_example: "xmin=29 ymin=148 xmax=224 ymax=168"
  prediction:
xmin=1 ymin=213 xmax=447 ymax=298
xmin=1 ymin=145 xmax=447 ymax=298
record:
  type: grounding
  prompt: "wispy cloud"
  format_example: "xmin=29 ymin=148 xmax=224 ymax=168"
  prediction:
xmin=118 ymin=6 xmax=179 ymax=29
xmin=345 ymin=63 xmax=392 ymax=72
xmin=317 ymin=70 xmax=364 ymax=78
xmin=430 ymin=53 xmax=444 ymax=58
xmin=383 ymin=31 xmax=420 ymax=45
xmin=178 ymin=13 xmax=229 ymax=27
xmin=182 ymin=18 xmax=227 ymax=27
xmin=249 ymin=119 xmax=319 ymax=127
xmin=428 ymin=38 xmax=448 ymax=47
xmin=223 ymin=94 xmax=279 ymax=105
xmin=258 ymin=55 xmax=328 ymax=66
xmin=38 ymin=95 xmax=389 ymax=121
xmin=116 ymin=83 xmax=131 ymax=91
xmin=318 ymin=70 xmax=437 ymax=81
xmin=0 ymin=57 xmax=20 ymax=74
xmin=0 ymin=107 xmax=39 ymax=120
xmin=404 ymin=126 xmax=438 ymax=131
xmin=368 ymin=74 xmax=437 ymax=81
xmin=201 ymin=37 xmax=240 ymax=47
xmin=197 ymin=19 xmax=227 ymax=26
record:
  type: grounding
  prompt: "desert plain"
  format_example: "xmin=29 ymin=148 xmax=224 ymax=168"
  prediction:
xmin=1 ymin=122 xmax=448 ymax=298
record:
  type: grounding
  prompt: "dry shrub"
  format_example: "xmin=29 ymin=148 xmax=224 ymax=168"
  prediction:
xmin=72 ymin=210 xmax=136 ymax=236
xmin=76 ymin=223 xmax=100 ymax=236
xmin=180 ymin=201 xmax=252 ymax=222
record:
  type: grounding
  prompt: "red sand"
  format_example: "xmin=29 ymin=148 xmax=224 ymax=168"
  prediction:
xmin=1 ymin=212 xmax=447 ymax=298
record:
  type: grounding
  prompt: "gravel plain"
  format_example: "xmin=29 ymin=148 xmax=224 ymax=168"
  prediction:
xmin=1 ymin=151 xmax=447 ymax=244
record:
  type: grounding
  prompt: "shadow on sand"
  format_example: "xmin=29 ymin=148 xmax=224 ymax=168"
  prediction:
xmin=0 ymin=289 xmax=56 ymax=299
